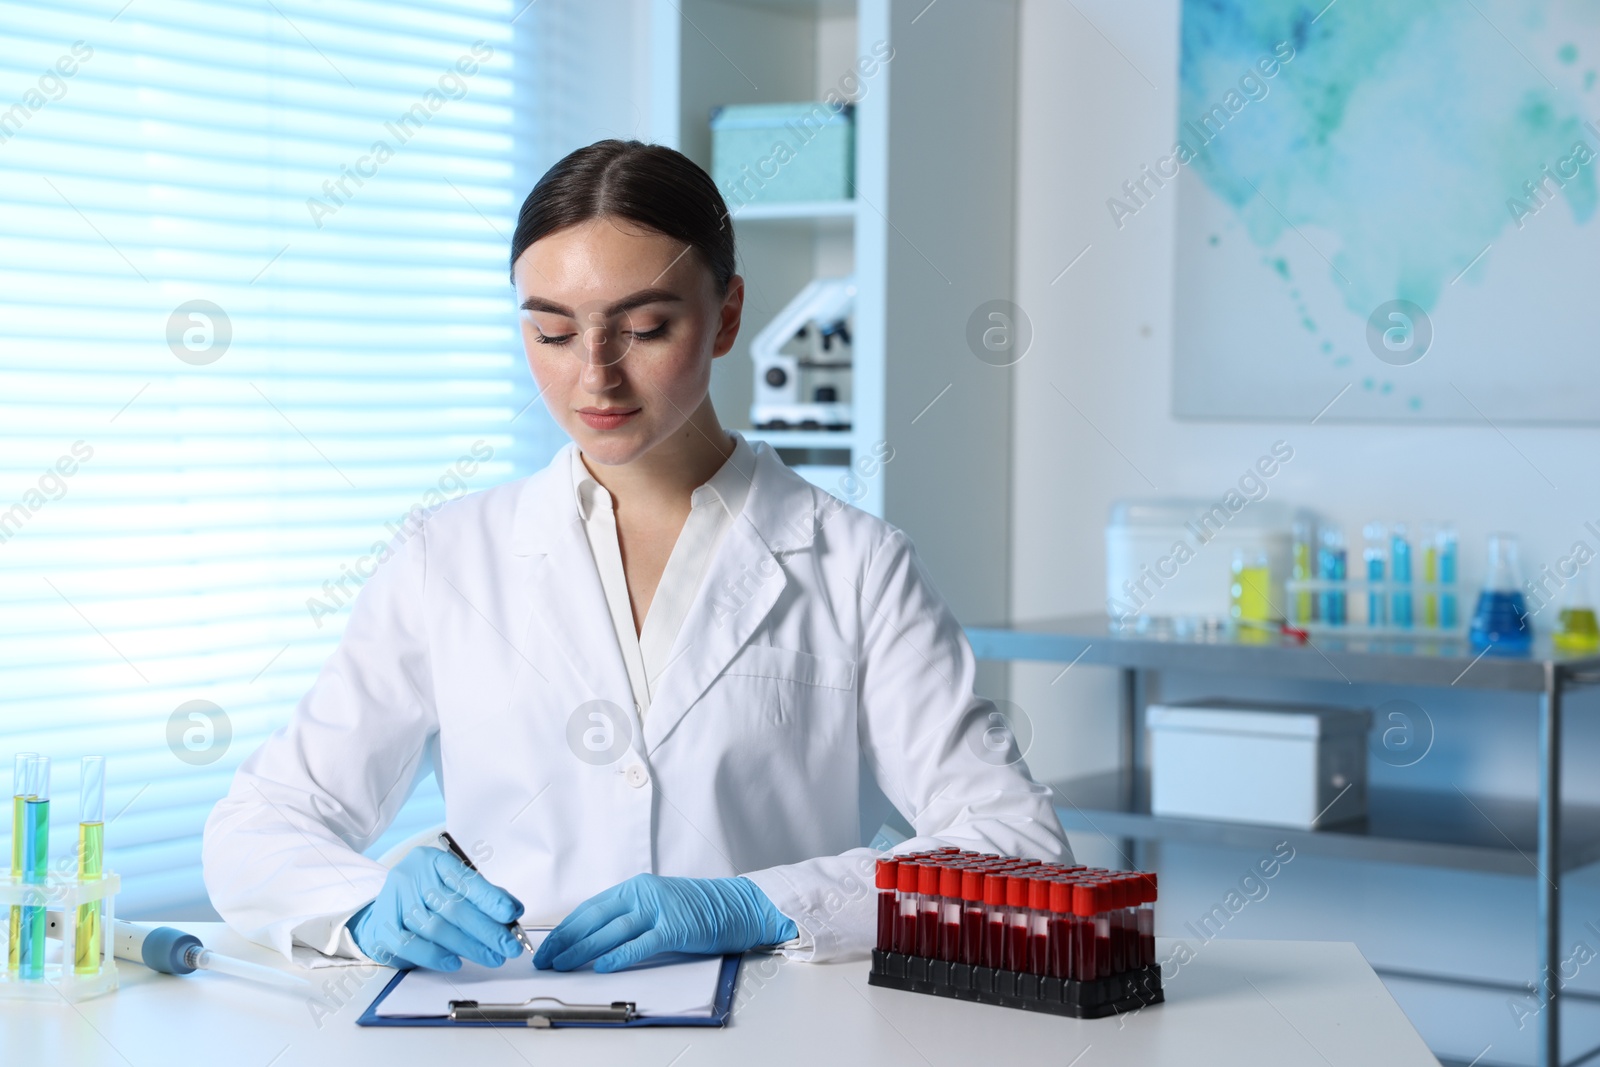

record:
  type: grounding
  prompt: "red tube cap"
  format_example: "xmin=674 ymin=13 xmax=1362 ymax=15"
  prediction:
xmin=919 ymin=863 xmax=942 ymax=896
xmin=876 ymin=859 xmax=897 ymax=890
xmin=961 ymin=868 xmax=985 ymax=903
xmin=897 ymin=861 xmax=920 ymax=894
xmin=940 ymin=865 xmax=962 ymax=898
xmin=984 ymin=873 xmax=1008 ymax=907
xmin=1029 ymin=877 xmax=1051 ymax=910
xmin=1072 ymin=883 xmax=1098 ymax=918
xmin=1006 ymin=873 xmax=1031 ymax=908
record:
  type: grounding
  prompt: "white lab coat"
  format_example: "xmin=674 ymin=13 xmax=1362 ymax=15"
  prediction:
xmin=203 ymin=439 xmax=1072 ymax=964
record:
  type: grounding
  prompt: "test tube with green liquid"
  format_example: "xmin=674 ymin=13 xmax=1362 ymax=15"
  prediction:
xmin=75 ymin=756 xmax=105 ymax=975
xmin=19 ymin=756 xmax=49 ymax=980
xmin=8 ymin=751 xmax=38 ymax=974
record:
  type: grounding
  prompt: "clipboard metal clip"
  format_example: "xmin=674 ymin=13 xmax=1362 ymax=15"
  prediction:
xmin=447 ymin=995 xmax=638 ymax=1027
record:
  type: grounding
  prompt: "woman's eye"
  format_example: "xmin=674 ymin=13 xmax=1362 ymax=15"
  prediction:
xmin=631 ymin=323 xmax=668 ymax=341
xmin=533 ymin=331 xmax=574 ymax=345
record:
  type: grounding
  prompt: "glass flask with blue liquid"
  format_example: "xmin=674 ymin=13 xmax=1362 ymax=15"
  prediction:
xmin=1469 ymin=533 xmax=1532 ymax=653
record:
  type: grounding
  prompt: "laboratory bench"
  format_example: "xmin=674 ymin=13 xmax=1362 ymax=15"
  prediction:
xmin=4 ymin=921 xmax=1434 ymax=1066
xmin=966 ymin=612 xmax=1600 ymax=1067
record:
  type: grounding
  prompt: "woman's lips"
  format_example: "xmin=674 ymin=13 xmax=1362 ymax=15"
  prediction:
xmin=578 ymin=408 xmax=640 ymax=430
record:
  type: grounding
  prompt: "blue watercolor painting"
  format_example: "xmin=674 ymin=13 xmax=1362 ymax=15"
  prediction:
xmin=1170 ymin=0 xmax=1600 ymax=421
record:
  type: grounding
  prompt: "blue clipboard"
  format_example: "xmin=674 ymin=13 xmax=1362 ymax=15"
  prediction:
xmin=357 ymin=953 xmax=742 ymax=1029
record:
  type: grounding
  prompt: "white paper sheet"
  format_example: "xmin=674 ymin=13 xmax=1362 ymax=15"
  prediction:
xmin=374 ymin=929 xmax=727 ymax=1018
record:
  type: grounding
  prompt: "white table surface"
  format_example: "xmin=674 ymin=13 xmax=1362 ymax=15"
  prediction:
xmin=5 ymin=923 xmax=1437 ymax=1066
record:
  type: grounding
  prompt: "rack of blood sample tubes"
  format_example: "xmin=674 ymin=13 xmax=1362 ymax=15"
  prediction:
xmin=867 ymin=848 xmax=1162 ymax=1019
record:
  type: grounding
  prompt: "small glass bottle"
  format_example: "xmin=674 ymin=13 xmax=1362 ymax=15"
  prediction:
xmin=1553 ymin=570 xmax=1600 ymax=653
xmin=1470 ymin=533 xmax=1532 ymax=652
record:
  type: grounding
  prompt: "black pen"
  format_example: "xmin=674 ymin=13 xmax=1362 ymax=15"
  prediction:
xmin=437 ymin=830 xmax=536 ymax=956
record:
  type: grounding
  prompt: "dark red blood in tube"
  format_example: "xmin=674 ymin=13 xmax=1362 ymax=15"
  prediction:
xmin=875 ymin=858 xmax=898 ymax=954
xmin=896 ymin=861 xmax=920 ymax=955
xmin=917 ymin=863 xmax=941 ymax=958
xmin=1072 ymin=883 xmax=1098 ymax=981
xmin=983 ymin=872 xmax=1007 ymax=968
xmin=960 ymin=868 xmax=986 ymax=966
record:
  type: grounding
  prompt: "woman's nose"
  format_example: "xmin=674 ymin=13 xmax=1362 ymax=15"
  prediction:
xmin=577 ymin=319 xmax=623 ymax=389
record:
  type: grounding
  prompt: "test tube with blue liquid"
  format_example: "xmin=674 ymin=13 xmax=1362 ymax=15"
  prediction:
xmin=1438 ymin=526 xmax=1459 ymax=629
xmin=1363 ymin=523 xmax=1388 ymax=628
xmin=1319 ymin=527 xmax=1347 ymax=625
xmin=8 ymin=752 xmax=38 ymax=975
xmin=19 ymin=756 xmax=49 ymax=980
xmin=76 ymin=756 xmax=104 ymax=975
xmin=1292 ymin=518 xmax=1316 ymax=625
xmin=1390 ymin=523 xmax=1413 ymax=628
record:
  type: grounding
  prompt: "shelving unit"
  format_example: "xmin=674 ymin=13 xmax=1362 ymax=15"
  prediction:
xmin=966 ymin=613 xmax=1600 ymax=1067
xmin=649 ymin=0 xmax=1018 ymax=628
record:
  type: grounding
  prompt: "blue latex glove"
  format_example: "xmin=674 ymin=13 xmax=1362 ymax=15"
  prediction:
xmin=346 ymin=846 xmax=525 ymax=971
xmin=533 ymin=874 xmax=798 ymax=973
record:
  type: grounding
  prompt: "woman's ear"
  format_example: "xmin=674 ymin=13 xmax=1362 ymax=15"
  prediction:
xmin=711 ymin=274 xmax=744 ymax=359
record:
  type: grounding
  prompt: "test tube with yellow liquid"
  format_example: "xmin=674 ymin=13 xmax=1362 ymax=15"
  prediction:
xmin=75 ymin=756 xmax=105 ymax=975
xmin=8 ymin=752 xmax=38 ymax=975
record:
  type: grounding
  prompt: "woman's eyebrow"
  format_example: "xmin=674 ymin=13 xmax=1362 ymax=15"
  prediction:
xmin=519 ymin=287 xmax=684 ymax=316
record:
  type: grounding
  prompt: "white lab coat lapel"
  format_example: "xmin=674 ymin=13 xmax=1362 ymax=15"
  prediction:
xmin=642 ymin=444 xmax=817 ymax=754
xmin=509 ymin=448 xmax=640 ymax=729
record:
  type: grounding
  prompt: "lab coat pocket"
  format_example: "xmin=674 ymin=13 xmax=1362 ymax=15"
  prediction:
xmin=720 ymin=644 xmax=856 ymax=729
xmin=721 ymin=644 xmax=857 ymax=690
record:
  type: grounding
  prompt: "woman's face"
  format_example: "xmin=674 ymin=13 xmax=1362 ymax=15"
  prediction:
xmin=512 ymin=216 xmax=743 ymax=467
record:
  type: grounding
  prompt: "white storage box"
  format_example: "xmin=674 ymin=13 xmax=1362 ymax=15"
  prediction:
xmin=1147 ymin=699 xmax=1371 ymax=829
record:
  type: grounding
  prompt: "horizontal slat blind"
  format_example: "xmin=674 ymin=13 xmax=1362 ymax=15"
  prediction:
xmin=0 ymin=0 xmax=566 ymax=919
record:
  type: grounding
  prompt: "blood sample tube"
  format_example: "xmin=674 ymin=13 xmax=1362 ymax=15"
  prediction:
xmin=875 ymin=858 xmax=898 ymax=953
xmin=1139 ymin=872 xmax=1157 ymax=968
xmin=1005 ymin=873 xmax=1031 ymax=972
xmin=1071 ymin=882 xmax=1097 ymax=981
xmin=1093 ymin=883 xmax=1112 ymax=979
xmin=960 ymin=867 xmax=986 ymax=965
xmin=917 ymin=862 xmax=942 ymax=958
xmin=896 ymin=860 xmax=920 ymax=955
xmin=1047 ymin=878 xmax=1073 ymax=980
xmin=983 ymin=869 xmax=1007 ymax=968
xmin=1106 ymin=876 xmax=1126 ymax=975
xmin=1027 ymin=876 xmax=1051 ymax=975
xmin=938 ymin=864 xmax=963 ymax=962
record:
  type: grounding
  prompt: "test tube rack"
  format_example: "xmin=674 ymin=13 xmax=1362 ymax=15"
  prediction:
xmin=868 ymin=948 xmax=1164 ymax=1019
xmin=0 ymin=871 xmax=120 ymax=1002
xmin=1283 ymin=578 xmax=1466 ymax=638
xmin=866 ymin=849 xmax=1163 ymax=1020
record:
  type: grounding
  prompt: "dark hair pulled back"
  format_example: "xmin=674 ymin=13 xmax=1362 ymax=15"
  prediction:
xmin=509 ymin=139 xmax=736 ymax=294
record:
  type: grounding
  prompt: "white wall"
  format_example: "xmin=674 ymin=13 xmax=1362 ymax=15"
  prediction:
xmin=1010 ymin=0 xmax=1600 ymax=1060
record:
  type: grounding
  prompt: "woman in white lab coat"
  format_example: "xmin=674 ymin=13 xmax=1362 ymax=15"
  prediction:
xmin=202 ymin=140 xmax=1071 ymax=974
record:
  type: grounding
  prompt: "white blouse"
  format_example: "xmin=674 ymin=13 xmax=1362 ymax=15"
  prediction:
xmin=569 ymin=431 xmax=757 ymax=717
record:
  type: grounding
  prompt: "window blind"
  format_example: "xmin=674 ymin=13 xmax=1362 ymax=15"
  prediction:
xmin=0 ymin=0 xmax=569 ymax=919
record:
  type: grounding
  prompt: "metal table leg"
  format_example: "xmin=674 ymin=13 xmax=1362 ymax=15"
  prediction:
xmin=1538 ymin=664 xmax=1562 ymax=1067
xmin=1118 ymin=668 xmax=1157 ymax=869
xmin=1119 ymin=668 xmax=1138 ymax=867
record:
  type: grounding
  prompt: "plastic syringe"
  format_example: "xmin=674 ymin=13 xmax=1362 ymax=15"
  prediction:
xmin=46 ymin=915 xmax=312 ymax=993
